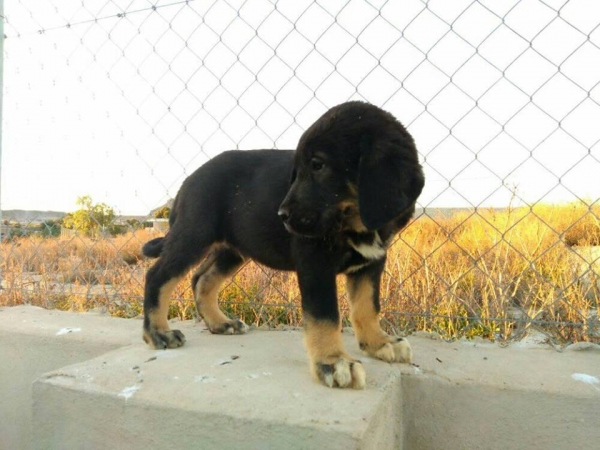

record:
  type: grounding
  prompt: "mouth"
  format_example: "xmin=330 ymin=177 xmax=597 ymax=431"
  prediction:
xmin=282 ymin=220 xmax=321 ymax=238
xmin=283 ymin=222 xmax=294 ymax=234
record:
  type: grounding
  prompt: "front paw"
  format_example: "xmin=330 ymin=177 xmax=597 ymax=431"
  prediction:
xmin=312 ymin=356 xmax=366 ymax=389
xmin=143 ymin=328 xmax=186 ymax=349
xmin=206 ymin=318 xmax=249 ymax=335
xmin=360 ymin=336 xmax=412 ymax=364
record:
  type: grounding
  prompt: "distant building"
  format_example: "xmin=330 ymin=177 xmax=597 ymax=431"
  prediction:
xmin=149 ymin=218 xmax=169 ymax=233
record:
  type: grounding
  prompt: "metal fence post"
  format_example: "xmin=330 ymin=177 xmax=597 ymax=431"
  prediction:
xmin=0 ymin=0 xmax=4 ymax=272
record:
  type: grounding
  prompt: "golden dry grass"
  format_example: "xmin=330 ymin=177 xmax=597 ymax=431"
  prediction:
xmin=381 ymin=201 xmax=600 ymax=343
xmin=1 ymin=201 xmax=599 ymax=344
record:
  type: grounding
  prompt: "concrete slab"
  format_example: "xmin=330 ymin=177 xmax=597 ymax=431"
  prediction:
xmin=405 ymin=333 xmax=600 ymax=398
xmin=399 ymin=335 xmax=600 ymax=450
xmin=2 ymin=306 xmax=599 ymax=450
xmin=0 ymin=305 xmax=145 ymax=450
xmin=33 ymin=328 xmax=403 ymax=450
xmin=0 ymin=305 xmax=141 ymax=345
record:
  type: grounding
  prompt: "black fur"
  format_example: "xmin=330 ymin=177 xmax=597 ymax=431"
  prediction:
xmin=142 ymin=101 xmax=424 ymax=365
xmin=142 ymin=237 xmax=164 ymax=258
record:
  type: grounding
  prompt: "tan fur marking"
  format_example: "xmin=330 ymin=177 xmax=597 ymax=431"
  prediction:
xmin=339 ymin=199 xmax=368 ymax=232
xmin=149 ymin=277 xmax=181 ymax=332
xmin=193 ymin=252 xmax=244 ymax=331
xmin=348 ymin=278 xmax=386 ymax=343
xmin=304 ymin=318 xmax=365 ymax=388
xmin=347 ymin=181 xmax=358 ymax=197
xmin=347 ymin=276 xmax=412 ymax=363
xmin=304 ymin=319 xmax=345 ymax=363
xmin=338 ymin=181 xmax=367 ymax=232
xmin=194 ymin=265 xmax=231 ymax=327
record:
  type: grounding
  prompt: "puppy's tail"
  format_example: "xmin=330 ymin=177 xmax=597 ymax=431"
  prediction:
xmin=142 ymin=237 xmax=165 ymax=258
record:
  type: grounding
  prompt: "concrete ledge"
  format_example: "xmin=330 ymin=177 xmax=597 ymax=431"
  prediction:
xmin=0 ymin=305 xmax=151 ymax=450
xmin=401 ymin=336 xmax=600 ymax=450
xmin=2 ymin=306 xmax=599 ymax=450
xmin=33 ymin=330 xmax=403 ymax=450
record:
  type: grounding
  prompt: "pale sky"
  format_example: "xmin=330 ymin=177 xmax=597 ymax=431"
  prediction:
xmin=3 ymin=0 xmax=600 ymax=216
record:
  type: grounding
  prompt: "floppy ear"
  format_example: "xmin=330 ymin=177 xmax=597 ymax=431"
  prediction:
xmin=358 ymin=136 xmax=425 ymax=231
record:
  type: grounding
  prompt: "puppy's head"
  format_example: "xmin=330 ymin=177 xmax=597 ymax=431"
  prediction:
xmin=279 ymin=101 xmax=424 ymax=237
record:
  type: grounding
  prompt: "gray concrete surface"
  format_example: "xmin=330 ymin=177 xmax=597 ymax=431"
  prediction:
xmin=33 ymin=331 xmax=403 ymax=450
xmin=0 ymin=305 xmax=142 ymax=450
xmin=2 ymin=305 xmax=599 ymax=450
xmin=400 ymin=335 xmax=600 ymax=450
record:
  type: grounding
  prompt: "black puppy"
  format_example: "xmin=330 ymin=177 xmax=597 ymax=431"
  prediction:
xmin=142 ymin=101 xmax=424 ymax=389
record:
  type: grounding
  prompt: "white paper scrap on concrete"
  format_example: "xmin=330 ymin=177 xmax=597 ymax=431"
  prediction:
xmin=571 ymin=373 xmax=600 ymax=390
xmin=56 ymin=327 xmax=82 ymax=336
xmin=118 ymin=385 xmax=141 ymax=400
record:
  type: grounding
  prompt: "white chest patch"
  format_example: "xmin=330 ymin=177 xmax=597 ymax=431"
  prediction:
xmin=349 ymin=232 xmax=386 ymax=260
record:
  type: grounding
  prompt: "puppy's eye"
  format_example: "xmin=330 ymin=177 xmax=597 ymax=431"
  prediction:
xmin=311 ymin=159 xmax=324 ymax=172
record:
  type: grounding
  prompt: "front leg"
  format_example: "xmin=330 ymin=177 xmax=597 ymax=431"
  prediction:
xmin=296 ymin=243 xmax=366 ymax=389
xmin=346 ymin=261 xmax=412 ymax=364
xmin=303 ymin=318 xmax=366 ymax=389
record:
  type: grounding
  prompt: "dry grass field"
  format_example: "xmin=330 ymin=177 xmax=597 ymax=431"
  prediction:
xmin=1 ymin=201 xmax=599 ymax=344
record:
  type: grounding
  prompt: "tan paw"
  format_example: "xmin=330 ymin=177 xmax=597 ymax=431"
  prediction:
xmin=206 ymin=318 xmax=249 ymax=335
xmin=312 ymin=357 xmax=366 ymax=389
xmin=360 ymin=337 xmax=412 ymax=364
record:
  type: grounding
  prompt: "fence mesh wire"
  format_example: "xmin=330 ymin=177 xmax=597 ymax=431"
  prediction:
xmin=1 ymin=0 xmax=599 ymax=345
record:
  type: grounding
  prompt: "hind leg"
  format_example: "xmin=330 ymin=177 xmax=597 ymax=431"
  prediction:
xmin=143 ymin=231 xmax=210 ymax=349
xmin=192 ymin=246 xmax=248 ymax=335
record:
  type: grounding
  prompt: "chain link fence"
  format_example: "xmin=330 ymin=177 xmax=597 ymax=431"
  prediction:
xmin=1 ymin=0 xmax=599 ymax=345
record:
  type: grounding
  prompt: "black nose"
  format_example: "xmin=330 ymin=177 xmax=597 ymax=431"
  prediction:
xmin=278 ymin=207 xmax=290 ymax=222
